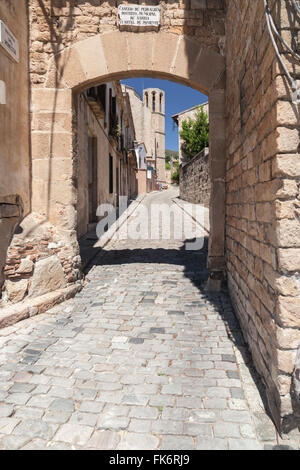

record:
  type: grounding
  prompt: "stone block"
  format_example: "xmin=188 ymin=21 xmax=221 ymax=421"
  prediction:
xmin=126 ymin=32 xmax=154 ymax=73
xmin=31 ymin=89 xmax=72 ymax=113
xmin=273 ymin=154 xmax=300 ymax=178
xmin=76 ymin=35 xmax=109 ymax=83
xmin=278 ymin=248 xmax=300 ymax=272
xmin=102 ymin=31 xmax=128 ymax=76
xmin=31 ymin=133 xmax=50 ymax=160
xmin=46 ymin=47 xmax=86 ymax=89
xmin=276 ymin=220 xmax=300 ymax=248
xmin=28 ymin=255 xmax=66 ymax=298
xmin=277 ymin=349 xmax=297 ymax=375
xmin=276 ymin=128 xmax=299 ymax=153
xmin=276 ymin=325 xmax=300 ymax=350
xmin=5 ymin=279 xmax=28 ymax=303
xmin=191 ymin=0 xmax=207 ymax=9
xmin=277 ymin=297 xmax=300 ymax=328
xmin=152 ymin=32 xmax=179 ymax=77
xmin=16 ymin=258 xmax=34 ymax=274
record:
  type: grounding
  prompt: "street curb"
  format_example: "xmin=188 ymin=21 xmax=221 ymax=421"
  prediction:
xmin=0 ymin=282 xmax=82 ymax=330
xmin=83 ymin=194 xmax=147 ymax=273
xmin=0 ymin=195 xmax=148 ymax=330
xmin=172 ymin=197 xmax=210 ymax=235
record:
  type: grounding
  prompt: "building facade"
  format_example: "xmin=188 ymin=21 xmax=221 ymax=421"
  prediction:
xmin=0 ymin=1 xmax=30 ymax=296
xmin=135 ymin=142 xmax=157 ymax=194
xmin=76 ymin=81 xmax=138 ymax=239
xmin=123 ymin=85 xmax=167 ymax=184
xmin=143 ymin=88 xmax=166 ymax=184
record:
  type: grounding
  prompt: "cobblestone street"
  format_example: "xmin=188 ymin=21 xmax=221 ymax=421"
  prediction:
xmin=0 ymin=190 xmax=298 ymax=450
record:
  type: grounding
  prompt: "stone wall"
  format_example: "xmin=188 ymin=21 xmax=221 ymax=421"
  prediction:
xmin=76 ymin=83 xmax=134 ymax=238
xmin=0 ymin=0 xmax=30 ymax=295
xmin=179 ymin=148 xmax=211 ymax=207
xmin=3 ymin=213 xmax=81 ymax=304
xmin=27 ymin=0 xmax=226 ymax=89
xmin=225 ymin=0 xmax=300 ymax=431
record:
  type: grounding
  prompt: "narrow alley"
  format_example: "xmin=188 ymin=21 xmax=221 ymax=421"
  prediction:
xmin=0 ymin=189 xmax=297 ymax=450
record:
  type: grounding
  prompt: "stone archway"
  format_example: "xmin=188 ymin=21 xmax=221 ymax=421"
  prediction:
xmin=30 ymin=30 xmax=226 ymax=283
xmin=1 ymin=0 xmax=300 ymax=435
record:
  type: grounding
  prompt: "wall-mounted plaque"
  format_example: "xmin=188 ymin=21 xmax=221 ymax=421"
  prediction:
xmin=0 ymin=20 xmax=19 ymax=63
xmin=119 ymin=5 xmax=160 ymax=27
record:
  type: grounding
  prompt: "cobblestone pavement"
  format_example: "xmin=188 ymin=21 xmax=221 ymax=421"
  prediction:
xmin=0 ymin=189 xmax=298 ymax=450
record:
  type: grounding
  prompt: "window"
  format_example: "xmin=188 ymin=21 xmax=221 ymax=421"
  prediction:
xmin=98 ymin=84 xmax=106 ymax=112
xmin=112 ymin=96 xmax=116 ymax=116
xmin=160 ymin=93 xmax=163 ymax=113
xmin=109 ymin=154 xmax=113 ymax=194
xmin=109 ymin=88 xmax=118 ymax=136
xmin=152 ymin=92 xmax=156 ymax=112
xmin=145 ymin=92 xmax=148 ymax=108
xmin=109 ymin=87 xmax=112 ymax=112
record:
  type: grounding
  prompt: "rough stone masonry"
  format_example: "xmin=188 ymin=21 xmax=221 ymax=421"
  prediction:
xmin=180 ymin=148 xmax=211 ymax=208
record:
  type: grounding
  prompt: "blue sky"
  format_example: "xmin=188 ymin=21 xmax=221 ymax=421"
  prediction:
xmin=121 ymin=78 xmax=207 ymax=151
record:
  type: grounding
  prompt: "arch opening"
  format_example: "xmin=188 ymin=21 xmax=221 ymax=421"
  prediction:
xmin=29 ymin=31 xmax=226 ymax=282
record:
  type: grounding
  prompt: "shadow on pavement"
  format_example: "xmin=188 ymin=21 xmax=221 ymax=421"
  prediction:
xmin=82 ymin=235 xmax=277 ymax=441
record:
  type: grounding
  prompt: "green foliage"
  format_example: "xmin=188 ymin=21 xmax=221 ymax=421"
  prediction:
xmin=166 ymin=149 xmax=179 ymax=161
xmin=171 ymin=167 xmax=180 ymax=184
xmin=165 ymin=150 xmax=179 ymax=172
xmin=179 ymin=105 xmax=209 ymax=161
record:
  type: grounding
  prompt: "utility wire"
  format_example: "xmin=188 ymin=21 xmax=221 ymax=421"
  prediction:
xmin=268 ymin=7 xmax=300 ymax=61
xmin=264 ymin=0 xmax=300 ymax=102
xmin=292 ymin=0 xmax=300 ymax=15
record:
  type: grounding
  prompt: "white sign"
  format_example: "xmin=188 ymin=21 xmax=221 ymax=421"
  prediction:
xmin=119 ymin=5 xmax=160 ymax=27
xmin=0 ymin=20 xmax=19 ymax=62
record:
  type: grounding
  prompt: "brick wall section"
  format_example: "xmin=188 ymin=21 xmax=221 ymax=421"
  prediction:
xmin=179 ymin=148 xmax=211 ymax=207
xmin=226 ymin=0 xmax=300 ymax=430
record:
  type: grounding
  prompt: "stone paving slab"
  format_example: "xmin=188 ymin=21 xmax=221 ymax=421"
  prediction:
xmin=0 ymin=189 xmax=298 ymax=450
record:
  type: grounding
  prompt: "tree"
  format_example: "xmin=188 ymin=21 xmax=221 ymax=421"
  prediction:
xmin=171 ymin=168 xmax=179 ymax=184
xmin=165 ymin=150 xmax=179 ymax=170
xmin=171 ymin=161 xmax=180 ymax=184
xmin=179 ymin=106 xmax=209 ymax=161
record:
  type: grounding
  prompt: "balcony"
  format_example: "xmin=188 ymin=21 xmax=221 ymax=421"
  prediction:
xmin=87 ymin=87 xmax=105 ymax=120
